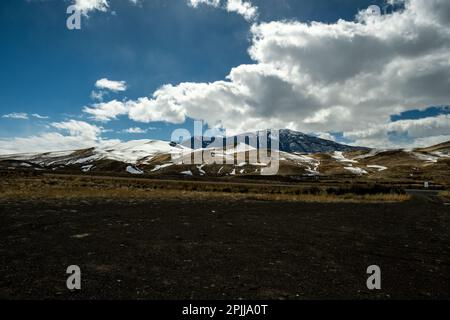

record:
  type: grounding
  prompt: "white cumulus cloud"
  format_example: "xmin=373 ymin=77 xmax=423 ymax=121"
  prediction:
xmin=51 ymin=120 xmax=103 ymax=140
xmin=344 ymin=114 xmax=450 ymax=148
xmin=72 ymin=0 xmax=141 ymax=16
xmin=95 ymin=78 xmax=127 ymax=92
xmin=0 ymin=120 xmax=118 ymax=155
xmin=188 ymin=0 xmax=258 ymax=21
xmin=73 ymin=0 xmax=109 ymax=15
xmin=83 ymin=0 xmax=450 ymax=148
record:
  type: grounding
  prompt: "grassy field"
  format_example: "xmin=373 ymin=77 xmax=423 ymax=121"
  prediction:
xmin=439 ymin=191 xmax=450 ymax=201
xmin=0 ymin=173 xmax=411 ymax=203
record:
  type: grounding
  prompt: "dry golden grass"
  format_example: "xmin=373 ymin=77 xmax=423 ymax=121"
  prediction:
xmin=0 ymin=187 xmax=410 ymax=203
xmin=439 ymin=191 xmax=450 ymax=201
xmin=239 ymin=193 xmax=410 ymax=203
xmin=0 ymin=176 xmax=411 ymax=203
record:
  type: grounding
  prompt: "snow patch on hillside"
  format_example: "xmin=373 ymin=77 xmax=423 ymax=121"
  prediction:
xmin=332 ymin=151 xmax=357 ymax=163
xmin=98 ymin=140 xmax=191 ymax=164
xmin=432 ymin=151 xmax=450 ymax=158
xmin=412 ymin=152 xmax=438 ymax=163
xmin=367 ymin=165 xmax=387 ymax=172
xmin=151 ymin=163 xmax=173 ymax=172
xmin=126 ymin=166 xmax=144 ymax=174
xmin=81 ymin=165 xmax=94 ymax=172
xmin=344 ymin=167 xmax=368 ymax=175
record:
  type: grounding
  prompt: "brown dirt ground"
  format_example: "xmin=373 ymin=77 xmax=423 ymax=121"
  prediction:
xmin=0 ymin=196 xmax=449 ymax=300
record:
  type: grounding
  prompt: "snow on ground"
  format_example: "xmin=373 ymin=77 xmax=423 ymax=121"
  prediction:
xmin=0 ymin=140 xmax=193 ymax=169
xmin=226 ymin=143 xmax=257 ymax=154
xmin=352 ymin=149 xmax=383 ymax=160
xmin=71 ymin=234 xmax=90 ymax=239
xmin=0 ymin=150 xmax=80 ymax=166
xmin=197 ymin=165 xmax=206 ymax=175
xmin=181 ymin=170 xmax=193 ymax=176
xmin=283 ymin=152 xmax=321 ymax=175
xmin=126 ymin=166 xmax=144 ymax=174
xmin=332 ymin=151 xmax=358 ymax=163
xmin=412 ymin=152 xmax=439 ymax=163
xmin=251 ymin=162 xmax=268 ymax=166
xmin=81 ymin=165 xmax=94 ymax=172
xmin=305 ymin=168 xmax=320 ymax=176
xmin=230 ymin=169 xmax=236 ymax=175
xmin=69 ymin=155 xmax=100 ymax=165
xmin=344 ymin=167 xmax=368 ymax=175
xmin=285 ymin=152 xmax=317 ymax=163
xmin=432 ymin=151 xmax=450 ymax=158
xmin=31 ymin=150 xmax=76 ymax=160
xmin=98 ymin=140 xmax=191 ymax=164
xmin=367 ymin=165 xmax=388 ymax=172
xmin=20 ymin=163 xmax=32 ymax=167
xmin=151 ymin=163 xmax=173 ymax=172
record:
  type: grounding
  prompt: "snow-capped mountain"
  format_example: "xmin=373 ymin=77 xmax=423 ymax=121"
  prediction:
xmin=0 ymin=134 xmax=448 ymax=183
xmin=277 ymin=129 xmax=367 ymax=153
xmin=182 ymin=129 xmax=367 ymax=153
xmin=0 ymin=139 xmax=189 ymax=167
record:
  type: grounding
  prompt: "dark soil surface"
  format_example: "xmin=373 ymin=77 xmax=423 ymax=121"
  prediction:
xmin=0 ymin=198 xmax=449 ymax=299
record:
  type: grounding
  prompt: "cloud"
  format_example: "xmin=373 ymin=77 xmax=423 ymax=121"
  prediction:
xmin=95 ymin=78 xmax=127 ymax=92
xmin=72 ymin=0 xmax=141 ymax=16
xmin=0 ymin=133 xmax=102 ymax=155
xmin=225 ymin=0 xmax=258 ymax=21
xmin=189 ymin=0 xmax=220 ymax=7
xmin=413 ymin=135 xmax=450 ymax=148
xmin=0 ymin=120 xmax=118 ymax=155
xmin=51 ymin=120 xmax=103 ymax=140
xmin=2 ymin=113 xmax=29 ymax=120
xmin=83 ymin=100 xmax=128 ymax=122
xmin=122 ymin=127 xmax=148 ymax=134
xmin=90 ymin=90 xmax=105 ymax=101
xmin=2 ymin=113 xmax=49 ymax=120
xmin=73 ymin=0 xmax=109 ymax=16
xmin=188 ymin=0 xmax=258 ymax=21
xmin=31 ymin=113 xmax=49 ymax=119
xmin=344 ymin=114 xmax=450 ymax=148
xmin=83 ymin=97 xmax=185 ymax=123
xmin=315 ymin=132 xmax=337 ymax=142
xmin=83 ymin=0 xmax=450 ymax=148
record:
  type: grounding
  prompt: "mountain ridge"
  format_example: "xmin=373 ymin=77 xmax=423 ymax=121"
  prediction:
xmin=0 ymin=133 xmax=448 ymax=185
xmin=181 ymin=129 xmax=368 ymax=153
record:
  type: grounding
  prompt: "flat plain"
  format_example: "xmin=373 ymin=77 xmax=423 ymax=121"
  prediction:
xmin=0 ymin=173 xmax=449 ymax=299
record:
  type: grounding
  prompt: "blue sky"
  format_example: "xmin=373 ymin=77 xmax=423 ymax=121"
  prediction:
xmin=0 ymin=0 xmax=449 ymax=153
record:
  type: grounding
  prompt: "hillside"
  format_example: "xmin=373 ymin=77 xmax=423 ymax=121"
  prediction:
xmin=0 ymin=137 xmax=449 ymax=185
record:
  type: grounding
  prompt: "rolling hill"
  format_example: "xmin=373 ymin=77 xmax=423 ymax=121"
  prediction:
xmin=0 ymin=131 xmax=448 ymax=185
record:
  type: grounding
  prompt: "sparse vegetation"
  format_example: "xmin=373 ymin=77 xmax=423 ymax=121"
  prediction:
xmin=439 ymin=191 xmax=450 ymax=201
xmin=0 ymin=174 xmax=410 ymax=203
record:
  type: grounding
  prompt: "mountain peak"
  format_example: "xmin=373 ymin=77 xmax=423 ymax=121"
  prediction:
xmin=180 ymin=129 xmax=368 ymax=154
